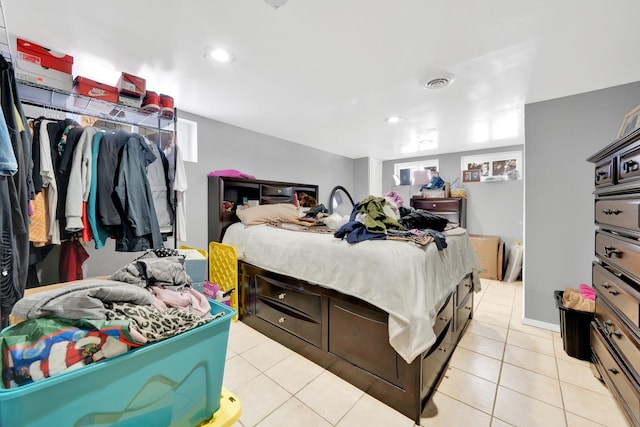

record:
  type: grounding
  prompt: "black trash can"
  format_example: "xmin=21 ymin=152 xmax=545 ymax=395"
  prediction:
xmin=554 ymin=290 xmax=595 ymax=361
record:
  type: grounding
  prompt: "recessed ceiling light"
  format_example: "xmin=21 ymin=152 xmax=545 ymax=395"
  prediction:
xmin=205 ymin=47 xmax=236 ymax=63
xmin=385 ymin=115 xmax=402 ymax=124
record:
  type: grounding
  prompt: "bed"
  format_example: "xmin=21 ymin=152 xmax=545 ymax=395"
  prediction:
xmin=220 ymin=218 xmax=482 ymax=424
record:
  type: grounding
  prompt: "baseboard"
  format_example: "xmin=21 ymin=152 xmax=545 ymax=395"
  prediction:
xmin=521 ymin=316 xmax=561 ymax=333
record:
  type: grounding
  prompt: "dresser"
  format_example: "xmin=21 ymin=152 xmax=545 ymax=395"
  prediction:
xmin=588 ymin=128 xmax=640 ymax=427
xmin=207 ymin=176 xmax=318 ymax=243
xmin=410 ymin=197 xmax=467 ymax=228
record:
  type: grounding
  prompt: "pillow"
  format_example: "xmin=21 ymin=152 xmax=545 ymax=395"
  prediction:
xmin=236 ymin=203 xmax=299 ymax=225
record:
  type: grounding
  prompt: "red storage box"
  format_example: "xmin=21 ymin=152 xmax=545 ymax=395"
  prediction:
xmin=73 ymin=76 xmax=118 ymax=103
xmin=16 ymin=38 xmax=73 ymax=74
xmin=117 ymin=72 xmax=146 ymax=97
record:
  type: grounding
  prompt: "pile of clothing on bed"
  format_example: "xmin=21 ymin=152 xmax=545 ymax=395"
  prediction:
xmin=333 ymin=192 xmax=451 ymax=248
xmin=1 ymin=249 xmax=219 ymax=389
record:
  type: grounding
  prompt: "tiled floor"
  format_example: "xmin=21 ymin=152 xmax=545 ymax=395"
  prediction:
xmin=222 ymin=279 xmax=630 ymax=426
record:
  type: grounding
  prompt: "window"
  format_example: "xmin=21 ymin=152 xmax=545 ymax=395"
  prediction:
xmin=393 ymin=159 xmax=439 ymax=185
xmin=176 ymin=118 xmax=198 ymax=163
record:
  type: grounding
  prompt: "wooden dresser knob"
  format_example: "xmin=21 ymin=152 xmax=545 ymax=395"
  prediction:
xmin=278 ymin=317 xmax=286 ymax=323
xmin=607 ymin=367 xmax=619 ymax=375
xmin=278 ymin=292 xmax=286 ymax=300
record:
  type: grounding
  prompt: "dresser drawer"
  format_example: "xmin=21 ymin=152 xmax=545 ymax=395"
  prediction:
xmin=412 ymin=198 xmax=460 ymax=212
xmin=595 ymin=298 xmax=640 ymax=378
xmin=255 ymin=275 xmax=322 ymax=320
xmin=619 ymin=145 xmax=640 ymax=184
xmin=593 ymin=262 xmax=640 ymax=329
xmin=456 ymin=275 xmax=473 ymax=306
xmin=594 ymin=158 xmax=615 ymax=187
xmin=591 ymin=325 xmax=640 ymax=425
xmin=595 ymin=231 xmax=640 ymax=280
xmin=595 ymin=198 xmax=640 ymax=231
xmin=260 ymin=196 xmax=293 ymax=204
xmin=261 ymin=184 xmax=294 ymax=197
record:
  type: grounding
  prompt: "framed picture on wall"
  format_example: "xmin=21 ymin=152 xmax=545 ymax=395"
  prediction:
xmin=617 ymin=103 xmax=640 ymax=139
xmin=462 ymin=170 xmax=481 ymax=182
xmin=460 ymin=150 xmax=522 ymax=182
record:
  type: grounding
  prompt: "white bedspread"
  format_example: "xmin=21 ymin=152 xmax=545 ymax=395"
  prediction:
xmin=222 ymin=223 xmax=482 ymax=363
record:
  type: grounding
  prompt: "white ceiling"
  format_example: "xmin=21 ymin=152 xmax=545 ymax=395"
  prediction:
xmin=5 ymin=0 xmax=640 ymax=160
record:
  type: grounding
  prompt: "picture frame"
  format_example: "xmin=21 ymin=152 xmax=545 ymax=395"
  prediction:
xmin=462 ymin=169 xmax=481 ymax=182
xmin=618 ymin=103 xmax=640 ymax=139
xmin=461 ymin=150 xmax=522 ymax=182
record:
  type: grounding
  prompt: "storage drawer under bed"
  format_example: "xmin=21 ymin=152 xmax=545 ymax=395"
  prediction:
xmin=254 ymin=275 xmax=323 ymax=347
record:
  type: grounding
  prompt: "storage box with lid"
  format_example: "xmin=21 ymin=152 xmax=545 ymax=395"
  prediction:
xmin=14 ymin=37 xmax=74 ymax=92
xmin=178 ymin=248 xmax=207 ymax=283
xmin=72 ymin=76 xmax=119 ymax=113
xmin=116 ymin=72 xmax=146 ymax=98
xmin=0 ymin=299 xmax=234 ymax=427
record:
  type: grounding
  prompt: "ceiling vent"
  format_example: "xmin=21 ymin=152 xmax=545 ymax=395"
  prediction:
xmin=424 ymin=76 xmax=454 ymax=89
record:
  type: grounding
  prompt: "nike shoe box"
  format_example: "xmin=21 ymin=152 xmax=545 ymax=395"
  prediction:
xmin=116 ymin=72 xmax=146 ymax=98
xmin=72 ymin=76 xmax=119 ymax=113
xmin=73 ymin=77 xmax=118 ymax=103
xmin=14 ymin=37 xmax=74 ymax=92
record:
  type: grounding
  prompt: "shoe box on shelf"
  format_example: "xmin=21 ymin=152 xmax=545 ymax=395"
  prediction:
xmin=72 ymin=76 xmax=119 ymax=113
xmin=116 ymin=72 xmax=145 ymax=108
xmin=142 ymin=91 xmax=174 ymax=118
xmin=159 ymin=93 xmax=174 ymax=118
xmin=14 ymin=37 xmax=74 ymax=92
xmin=142 ymin=90 xmax=161 ymax=112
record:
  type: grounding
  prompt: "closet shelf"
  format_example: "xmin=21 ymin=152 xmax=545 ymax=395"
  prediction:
xmin=16 ymin=79 xmax=174 ymax=129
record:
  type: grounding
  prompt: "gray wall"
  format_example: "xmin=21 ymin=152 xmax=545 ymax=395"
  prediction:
xmin=353 ymin=157 xmax=370 ymax=202
xmin=524 ymin=81 xmax=640 ymax=325
xmin=43 ymin=110 xmax=355 ymax=283
xmin=177 ymin=110 xmax=355 ymax=254
xmin=381 ymin=146 xmax=524 ymax=248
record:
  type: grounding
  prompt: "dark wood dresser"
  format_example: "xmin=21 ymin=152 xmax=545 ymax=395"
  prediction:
xmin=410 ymin=197 xmax=467 ymax=228
xmin=588 ymin=128 xmax=640 ymax=426
xmin=207 ymin=176 xmax=318 ymax=243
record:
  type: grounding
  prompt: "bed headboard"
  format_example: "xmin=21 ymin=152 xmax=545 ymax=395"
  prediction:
xmin=207 ymin=176 xmax=319 ymax=243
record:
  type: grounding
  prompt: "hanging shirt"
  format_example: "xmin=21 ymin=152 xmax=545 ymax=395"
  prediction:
xmin=145 ymin=137 xmax=173 ymax=230
xmin=39 ymin=120 xmax=60 ymax=244
xmin=65 ymin=127 xmax=96 ymax=232
xmin=86 ymin=131 xmax=109 ymax=249
xmin=0 ymin=103 xmax=16 ymax=176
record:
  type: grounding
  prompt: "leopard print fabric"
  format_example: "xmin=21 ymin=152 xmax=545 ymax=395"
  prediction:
xmin=104 ymin=302 xmax=212 ymax=342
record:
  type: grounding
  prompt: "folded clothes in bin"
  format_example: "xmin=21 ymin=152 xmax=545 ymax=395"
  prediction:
xmin=554 ymin=290 xmax=594 ymax=361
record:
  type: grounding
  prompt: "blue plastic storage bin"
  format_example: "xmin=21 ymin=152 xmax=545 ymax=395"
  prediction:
xmin=0 ymin=299 xmax=234 ymax=427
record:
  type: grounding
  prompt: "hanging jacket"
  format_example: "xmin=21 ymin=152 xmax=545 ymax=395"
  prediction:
xmin=66 ymin=127 xmax=97 ymax=232
xmin=114 ymin=134 xmax=163 ymax=252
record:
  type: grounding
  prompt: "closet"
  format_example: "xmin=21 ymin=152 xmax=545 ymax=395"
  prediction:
xmin=0 ymin=19 xmax=180 ymax=324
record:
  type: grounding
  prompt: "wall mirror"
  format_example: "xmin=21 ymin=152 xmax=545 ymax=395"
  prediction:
xmin=329 ymin=186 xmax=355 ymax=216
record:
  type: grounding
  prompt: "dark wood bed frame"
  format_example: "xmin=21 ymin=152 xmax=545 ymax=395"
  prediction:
xmin=207 ymin=176 xmax=475 ymax=424
xmin=236 ymin=261 xmax=474 ymax=425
